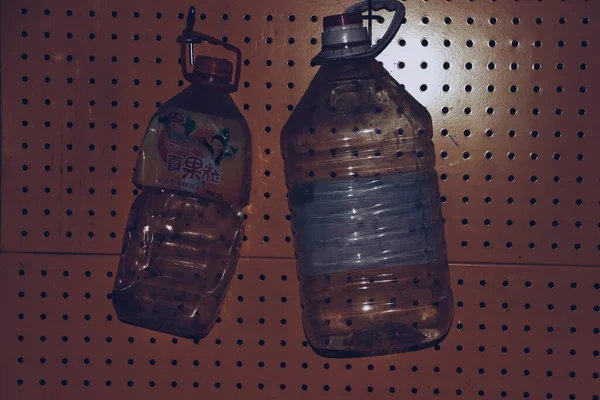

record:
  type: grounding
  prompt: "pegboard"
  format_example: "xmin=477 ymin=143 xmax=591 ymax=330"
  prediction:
xmin=1 ymin=254 xmax=599 ymax=399
xmin=2 ymin=0 xmax=598 ymax=264
xmin=1 ymin=0 xmax=600 ymax=399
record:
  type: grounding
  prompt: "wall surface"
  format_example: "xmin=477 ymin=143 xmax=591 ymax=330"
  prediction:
xmin=1 ymin=0 xmax=599 ymax=399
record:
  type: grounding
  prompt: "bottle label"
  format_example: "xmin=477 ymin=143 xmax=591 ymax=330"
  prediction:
xmin=288 ymin=171 xmax=446 ymax=277
xmin=134 ymin=107 xmax=250 ymax=206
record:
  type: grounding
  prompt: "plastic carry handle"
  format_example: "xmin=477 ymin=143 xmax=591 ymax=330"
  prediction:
xmin=344 ymin=0 xmax=406 ymax=59
xmin=176 ymin=6 xmax=242 ymax=92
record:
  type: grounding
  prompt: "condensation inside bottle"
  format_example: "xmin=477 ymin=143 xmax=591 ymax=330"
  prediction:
xmin=282 ymin=58 xmax=453 ymax=357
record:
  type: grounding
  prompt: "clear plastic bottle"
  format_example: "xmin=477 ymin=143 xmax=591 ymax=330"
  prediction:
xmin=281 ymin=1 xmax=453 ymax=357
xmin=112 ymin=13 xmax=251 ymax=338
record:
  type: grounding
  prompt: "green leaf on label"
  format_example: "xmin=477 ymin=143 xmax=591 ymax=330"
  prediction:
xmin=218 ymin=128 xmax=231 ymax=142
xmin=184 ymin=117 xmax=196 ymax=135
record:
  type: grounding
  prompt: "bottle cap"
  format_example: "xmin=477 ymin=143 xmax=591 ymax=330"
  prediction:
xmin=319 ymin=12 xmax=370 ymax=60
xmin=312 ymin=0 xmax=406 ymax=64
xmin=323 ymin=13 xmax=363 ymax=29
xmin=193 ymin=56 xmax=234 ymax=80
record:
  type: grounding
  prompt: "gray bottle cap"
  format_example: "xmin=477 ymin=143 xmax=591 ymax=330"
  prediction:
xmin=320 ymin=13 xmax=370 ymax=60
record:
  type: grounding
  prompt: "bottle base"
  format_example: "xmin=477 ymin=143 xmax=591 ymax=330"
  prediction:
xmin=113 ymin=314 xmax=211 ymax=340
xmin=305 ymin=323 xmax=451 ymax=358
xmin=300 ymin=264 xmax=454 ymax=358
xmin=112 ymin=289 xmax=217 ymax=339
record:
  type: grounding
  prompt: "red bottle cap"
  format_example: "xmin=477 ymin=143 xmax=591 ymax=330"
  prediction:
xmin=323 ymin=13 xmax=363 ymax=29
xmin=193 ymin=55 xmax=233 ymax=80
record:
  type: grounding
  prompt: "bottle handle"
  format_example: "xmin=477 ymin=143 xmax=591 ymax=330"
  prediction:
xmin=344 ymin=0 xmax=405 ymax=59
xmin=176 ymin=6 xmax=242 ymax=92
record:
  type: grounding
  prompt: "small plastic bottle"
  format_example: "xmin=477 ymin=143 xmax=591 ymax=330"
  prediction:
xmin=112 ymin=10 xmax=251 ymax=338
xmin=281 ymin=0 xmax=453 ymax=356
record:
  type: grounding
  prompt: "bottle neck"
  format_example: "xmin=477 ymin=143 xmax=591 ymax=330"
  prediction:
xmin=189 ymin=72 xmax=232 ymax=91
xmin=321 ymin=57 xmax=375 ymax=76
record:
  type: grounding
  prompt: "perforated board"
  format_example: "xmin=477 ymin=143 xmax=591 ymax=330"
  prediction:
xmin=1 ymin=0 xmax=599 ymax=399
xmin=2 ymin=0 xmax=598 ymax=264
xmin=2 ymin=254 xmax=599 ymax=399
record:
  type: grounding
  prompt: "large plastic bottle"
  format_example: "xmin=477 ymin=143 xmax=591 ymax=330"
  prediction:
xmin=112 ymin=11 xmax=251 ymax=338
xmin=281 ymin=0 xmax=453 ymax=357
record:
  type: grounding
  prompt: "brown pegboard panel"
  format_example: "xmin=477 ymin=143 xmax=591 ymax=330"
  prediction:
xmin=1 ymin=0 xmax=598 ymax=265
xmin=1 ymin=253 xmax=599 ymax=399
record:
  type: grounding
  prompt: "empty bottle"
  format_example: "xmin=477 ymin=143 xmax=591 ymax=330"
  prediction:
xmin=281 ymin=0 xmax=453 ymax=357
xmin=112 ymin=8 xmax=251 ymax=338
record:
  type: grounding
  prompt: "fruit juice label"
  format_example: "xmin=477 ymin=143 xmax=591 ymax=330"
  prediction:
xmin=134 ymin=107 xmax=250 ymax=205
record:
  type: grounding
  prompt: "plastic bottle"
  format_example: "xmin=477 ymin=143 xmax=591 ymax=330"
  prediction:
xmin=112 ymin=9 xmax=251 ymax=338
xmin=281 ymin=0 xmax=453 ymax=357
